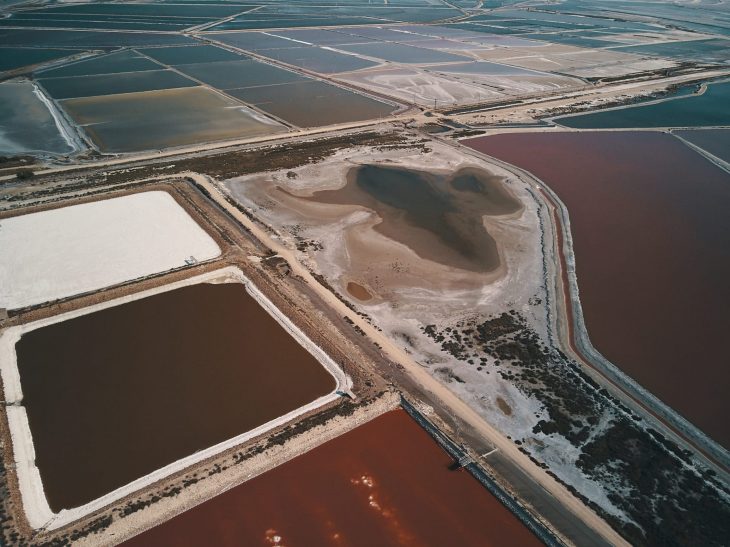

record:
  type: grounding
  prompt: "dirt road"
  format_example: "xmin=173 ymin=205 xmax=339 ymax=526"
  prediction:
xmin=189 ymin=172 xmax=629 ymax=547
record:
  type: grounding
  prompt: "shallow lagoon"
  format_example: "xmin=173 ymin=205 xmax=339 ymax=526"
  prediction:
xmin=304 ymin=164 xmax=520 ymax=273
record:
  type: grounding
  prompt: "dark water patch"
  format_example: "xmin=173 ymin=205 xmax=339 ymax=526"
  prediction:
xmin=124 ymin=411 xmax=542 ymax=547
xmin=0 ymin=17 xmax=191 ymax=32
xmin=38 ymin=50 xmax=161 ymax=78
xmin=16 ymin=282 xmax=335 ymax=511
xmin=137 ymin=45 xmax=243 ymax=66
xmin=0 ymin=28 xmax=197 ymax=48
xmin=465 ymin=131 xmax=730 ymax=448
xmin=254 ymin=45 xmax=378 ymax=74
xmin=7 ymin=12 xmax=211 ymax=25
xmin=674 ymin=128 xmax=730 ymax=163
xmin=174 ymin=59 xmax=305 ymax=90
xmin=556 ymin=80 xmax=730 ymax=128
xmin=39 ymin=69 xmax=197 ymax=100
xmin=21 ymin=3 xmax=248 ymax=18
xmin=0 ymin=47 xmax=79 ymax=72
xmin=300 ymin=164 xmax=520 ymax=273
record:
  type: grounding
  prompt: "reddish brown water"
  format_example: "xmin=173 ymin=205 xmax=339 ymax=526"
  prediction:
xmin=124 ymin=410 xmax=542 ymax=547
xmin=15 ymin=282 xmax=336 ymax=511
xmin=465 ymin=132 xmax=730 ymax=448
xmin=346 ymin=281 xmax=372 ymax=301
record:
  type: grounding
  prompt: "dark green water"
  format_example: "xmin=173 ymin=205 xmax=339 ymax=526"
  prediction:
xmin=0 ymin=47 xmax=78 ymax=72
xmin=556 ymin=80 xmax=730 ymax=128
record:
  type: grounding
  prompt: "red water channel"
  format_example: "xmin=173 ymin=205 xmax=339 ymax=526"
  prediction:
xmin=464 ymin=131 xmax=730 ymax=448
xmin=125 ymin=410 xmax=541 ymax=547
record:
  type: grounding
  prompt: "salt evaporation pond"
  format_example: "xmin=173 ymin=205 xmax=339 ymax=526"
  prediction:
xmin=39 ymin=69 xmax=197 ymax=100
xmin=465 ymin=131 xmax=730 ymax=448
xmin=124 ymin=411 xmax=542 ymax=547
xmin=60 ymin=87 xmax=285 ymax=152
xmin=0 ymin=191 xmax=220 ymax=309
xmin=0 ymin=47 xmax=79 ymax=73
xmin=38 ymin=50 xmax=162 ymax=78
xmin=228 ymin=80 xmax=396 ymax=127
xmin=674 ymin=128 xmax=730 ymax=163
xmin=555 ymin=80 xmax=730 ymax=128
xmin=0 ymin=79 xmax=74 ymax=156
xmin=13 ymin=281 xmax=337 ymax=511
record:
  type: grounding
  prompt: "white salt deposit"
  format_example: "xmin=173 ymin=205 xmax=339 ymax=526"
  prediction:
xmin=0 ymin=191 xmax=221 ymax=309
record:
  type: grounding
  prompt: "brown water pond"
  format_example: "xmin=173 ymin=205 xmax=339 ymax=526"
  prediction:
xmin=124 ymin=410 xmax=542 ymax=547
xmin=465 ymin=131 xmax=730 ymax=448
xmin=346 ymin=281 xmax=372 ymax=301
xmin=16 ymin=281 xmax=336 ymax=511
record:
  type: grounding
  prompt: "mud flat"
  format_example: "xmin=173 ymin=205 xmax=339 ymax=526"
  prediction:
xmin=226 ymin=143 xmax=529 ymax=295
xmin=124 ymin=410 xmax=542 ymax=547
xmin=0 ymin=191 xmax=221 ymax=310
xmin=219 ymin=134 xmax=730 ymax=545
xmin=465 ymin=131 xmax=730 ymax=448
xmin=0 ymin=267 xmax=347 ymax=530
xmin=301 ymin=164 xmax=522 ymax=273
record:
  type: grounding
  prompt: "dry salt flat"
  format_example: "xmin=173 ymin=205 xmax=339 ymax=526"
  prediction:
xmin=0 ymin=191 xmax=221 ymax=310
